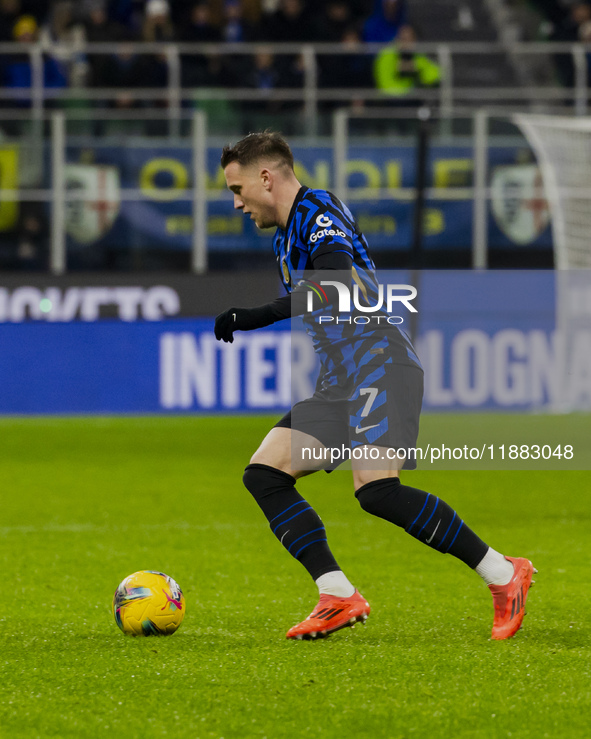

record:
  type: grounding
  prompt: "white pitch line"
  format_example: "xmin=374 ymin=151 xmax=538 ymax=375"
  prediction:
xmin=0 ymin=519 xmax=359 ymax=536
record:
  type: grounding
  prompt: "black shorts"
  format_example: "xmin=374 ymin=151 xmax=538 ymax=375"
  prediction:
xmin=275 ymin=361 xmax=424 ymax=471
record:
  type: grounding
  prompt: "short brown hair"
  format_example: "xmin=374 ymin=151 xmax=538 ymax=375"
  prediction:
xmin=221 ymin=131 xmax=294 ymax=171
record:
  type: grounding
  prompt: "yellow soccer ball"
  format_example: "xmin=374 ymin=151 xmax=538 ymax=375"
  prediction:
xmin=112 ymin=570 xmax=185 ymax=636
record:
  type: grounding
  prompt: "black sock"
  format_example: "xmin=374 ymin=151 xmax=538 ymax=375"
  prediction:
xmin=243 ymin=463 xmax=341 ymax=580
xmin=355 ymin=478 xmax=488 ymax=569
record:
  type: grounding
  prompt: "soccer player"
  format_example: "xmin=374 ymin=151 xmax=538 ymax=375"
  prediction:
xmin=214 ymin=131 xmax=536 ymax=641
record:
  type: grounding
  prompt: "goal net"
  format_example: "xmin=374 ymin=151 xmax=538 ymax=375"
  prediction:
xmin=513 ymin=114 xmax=591 ymax=270
xmin=513 ymin=114 xmax=591 ymax=410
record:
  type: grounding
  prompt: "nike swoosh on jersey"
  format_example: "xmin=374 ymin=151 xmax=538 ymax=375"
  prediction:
xmin=355 ymin=423 xmax=380 ymax=434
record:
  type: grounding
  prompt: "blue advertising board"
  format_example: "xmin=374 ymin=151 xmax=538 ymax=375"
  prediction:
xmin=64 ymin=143 xmax=551 ymax=253
xmin=3 ymin=271 xmax=588 ymax=415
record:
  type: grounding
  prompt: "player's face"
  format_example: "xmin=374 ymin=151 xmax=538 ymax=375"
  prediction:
xmin=224 ymin=161 xmax=277 ymax=229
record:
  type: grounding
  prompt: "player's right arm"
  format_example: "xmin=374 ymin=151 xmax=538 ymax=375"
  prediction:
xmin=214 ymin=246 xmax=353 ymax=344
xmin=214 ymin=304 xmax=278 ymax=343
xmin=215 ymin=192 xmax=354 ymax=344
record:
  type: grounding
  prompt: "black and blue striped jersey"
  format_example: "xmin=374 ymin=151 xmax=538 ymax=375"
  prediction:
xmin=273 ymin=186 xmax=374 ymax=293
xmin=272 ymin=186 xmax=422 ymax=398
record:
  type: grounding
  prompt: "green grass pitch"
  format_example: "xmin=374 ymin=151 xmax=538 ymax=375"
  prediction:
xmin=1 ymin=416 xmax=590 ymax=738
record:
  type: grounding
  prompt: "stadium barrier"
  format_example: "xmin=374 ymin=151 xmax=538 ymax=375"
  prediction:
xmin=1 ymin=40 xmax=591 ymax=130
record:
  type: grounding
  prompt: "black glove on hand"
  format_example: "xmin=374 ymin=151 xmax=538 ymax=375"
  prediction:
xmin=214 ymin=305 xmax=275 ymax=343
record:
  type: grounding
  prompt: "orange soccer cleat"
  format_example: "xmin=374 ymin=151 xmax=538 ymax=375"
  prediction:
xmin=489 ymin=556 xmax=537 ymax=640
xmin=286 ymin=590 xmax=371 ymax=640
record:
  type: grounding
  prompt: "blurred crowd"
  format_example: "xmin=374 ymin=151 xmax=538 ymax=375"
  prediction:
xmin=0 ymin=0 xmax=408 ymax=46
xmin=0 ymin=0 xmax=444 ymax=116
xmin=0 ymin=0 xmax=444 ymax=271
xmin=535 ymin=0 xmax=591 ymax=86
